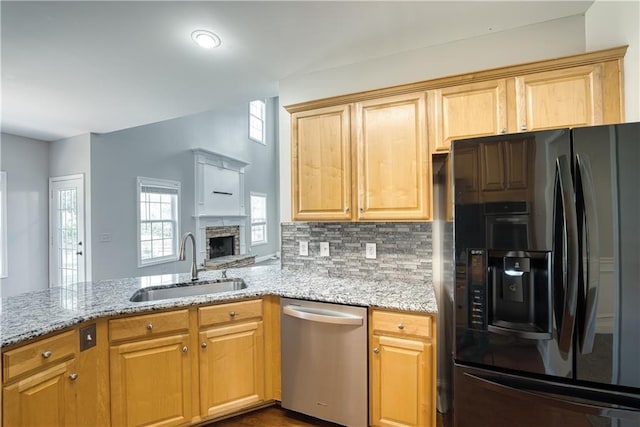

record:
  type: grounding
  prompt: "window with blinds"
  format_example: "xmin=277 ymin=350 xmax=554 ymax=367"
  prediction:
xmin=137 ymin=177 xmax=181 ymax=266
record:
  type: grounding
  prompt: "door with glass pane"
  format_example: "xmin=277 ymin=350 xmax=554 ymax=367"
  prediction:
xmin=49 ymin=175 xmax=85 ymax=287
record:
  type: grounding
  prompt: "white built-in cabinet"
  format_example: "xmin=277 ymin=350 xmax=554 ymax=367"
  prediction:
xmin=193 ymin=149 xmax=249 ymax=218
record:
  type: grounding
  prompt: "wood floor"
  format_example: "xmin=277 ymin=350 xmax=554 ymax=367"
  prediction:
xmin=207 ymin=405 xmax=452 ymax=427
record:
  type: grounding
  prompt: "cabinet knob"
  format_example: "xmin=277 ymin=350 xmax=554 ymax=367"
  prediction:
xmin=201 ymin=342 xmax=208 ymax=349
xmin=182 ymin=346 xmax=188 ymax=353
xmin=373 ymin=347 xmax=380 ymax=354
xmin=146 ymin=323 xmax=153 ymax=331
xmin=345 ymin=207 xmax=350 ymax=213
xmin=500 ymin=128 xmax=507 ymax=134
xmin=229 ymin=311 xmax=236 ymax=318
xmin=521 ymin=124 xmax=527 ymax=131
xmin=69 ymin=373 xmax=78 ymax=381
xmin=397 ymin=323 xmax=405 ymax=330
xmin=41 ymin=351 xmax=52 ymax=359
xmin=359 ymin=207 xmax=364 ymax=213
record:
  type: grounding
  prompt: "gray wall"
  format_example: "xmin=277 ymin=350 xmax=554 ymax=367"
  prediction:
xmin=586 ymin=0 xmax=640 ymax=122
xmin=0 ymin=133 xmax=50 ymax=297
xmin=278 ymin=15 xmax=588 ymax=221
xmin=49 ymin=134 xmax=93 ymax=280
xmin=90 ymin=98 xmax=279 ymax=281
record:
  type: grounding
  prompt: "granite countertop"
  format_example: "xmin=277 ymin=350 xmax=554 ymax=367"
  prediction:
xmin=1 ymin=265 xmax=437 ymax=349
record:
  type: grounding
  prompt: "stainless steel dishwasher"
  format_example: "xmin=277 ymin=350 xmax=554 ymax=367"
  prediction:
xmin=281 ymin=297 xmax=368 ymax=426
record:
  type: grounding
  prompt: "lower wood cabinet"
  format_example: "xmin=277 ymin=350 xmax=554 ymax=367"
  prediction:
xmin=110 ymin=333 xmax=193 ymax=427
xmin=3 ymin=358 xmax=78 ymax=427
xmin=2 ymin=321 xmax=110 ymax=427
xmin=199 ymin=320 xmax=265 ymax=418
xmin=370 ymin=309 xmax=437 ymax=427
xmin=106 ymin=300 xmax=269 ymax=427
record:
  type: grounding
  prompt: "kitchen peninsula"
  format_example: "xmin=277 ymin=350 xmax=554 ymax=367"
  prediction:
xmin=1 ymin=265 xmax=437 ymax=427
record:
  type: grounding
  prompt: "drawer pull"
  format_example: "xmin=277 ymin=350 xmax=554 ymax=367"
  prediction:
xmin=146 ymin=323 xmax=153 ymax=331
xmin=41 ymin=351 xmax=52 ymax=359
xmin=229 ymin=311 xmax=236 ymax=318
xmin=373 ymin=347 xmax=380 ymax=354
xmin=69 ymin=373 xmax=78 ymax=381
xmin=201 ymin=342 xmax=208 ymax=349
xmin=397 ymin=323 xmax=405 ymax=330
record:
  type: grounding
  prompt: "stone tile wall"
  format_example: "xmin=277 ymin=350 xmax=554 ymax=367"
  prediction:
xmin=281 ymin=222 xmax=432 ymax=284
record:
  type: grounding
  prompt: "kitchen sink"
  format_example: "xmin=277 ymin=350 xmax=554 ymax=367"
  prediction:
xmin=129 ymin=278 xmax=247 ymax=302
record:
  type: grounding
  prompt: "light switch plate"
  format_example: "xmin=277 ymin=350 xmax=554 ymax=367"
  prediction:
xmin=320 ymin=242 xmax=330 ymax=257
xmin=365 ymin=243 xmax=377 ymax=259
xmin=299 ymin=241 xmax=309 ymax=256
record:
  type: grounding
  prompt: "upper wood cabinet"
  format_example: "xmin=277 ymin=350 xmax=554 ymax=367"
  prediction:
xmin=513 ymin=64 xmax=606 ymax=133
xmin=480 ymin=139 xmax=530 ymax=197
xmin=355 ymin=93 xmax=430 ymax=221
xmin=291 ymin=93 xmax=431 ymax=221
xmin=291 ymin=104 xmax=352 ymax=221
xmin=429 ymin=80 xmax=508 ymax=153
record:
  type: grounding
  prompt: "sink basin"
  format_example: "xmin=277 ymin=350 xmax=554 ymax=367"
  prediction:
xmin=130 ymin=278 xmax=247 ymax=302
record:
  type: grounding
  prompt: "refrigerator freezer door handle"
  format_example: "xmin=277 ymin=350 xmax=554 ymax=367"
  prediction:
xmin=464 ymin=372 xmax=640 ymax=421
xmin=576 ymin=154 xmax=600 ymax=354
xmin=555 ymin=156 xmax=579 ymax=357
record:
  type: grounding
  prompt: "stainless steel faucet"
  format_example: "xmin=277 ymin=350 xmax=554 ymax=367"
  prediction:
xmin=179 ymin=232 xmax=199 ymax=281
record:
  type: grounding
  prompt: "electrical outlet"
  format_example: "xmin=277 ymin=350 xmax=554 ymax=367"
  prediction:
xmin=299 ymin=241 xmax=309 ymax=256
xmin=320 ymin=242 xmax=330 ymax=257
xmin=365 ymin=243 xmax=377 ymax=259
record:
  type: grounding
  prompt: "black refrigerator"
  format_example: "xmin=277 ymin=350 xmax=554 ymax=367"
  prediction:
xmin=452 ymin=122 xmax=640 ymax=426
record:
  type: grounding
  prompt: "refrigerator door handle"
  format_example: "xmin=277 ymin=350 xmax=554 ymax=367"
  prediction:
xmin=464 ymin=372 xmax=640 ymax=421
xmin=554 ymin=156 xmax=579 ymax=357
xmin=576 ymin=154 xmax=600 ymax=354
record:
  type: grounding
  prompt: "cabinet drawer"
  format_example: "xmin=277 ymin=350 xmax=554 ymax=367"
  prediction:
xmin=371 ymin=310 xmax=433 ymax=338
xmin=109 ymin=309 xmax=190 ymax=343
xmin=199 ymin=299 xmax=263 ymax=327
xmin=3 ymin=330 xmax=77 ymax=382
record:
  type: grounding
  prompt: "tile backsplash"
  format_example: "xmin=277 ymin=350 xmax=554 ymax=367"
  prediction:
xmin=281 ymin=222 xmax=432 ymax=284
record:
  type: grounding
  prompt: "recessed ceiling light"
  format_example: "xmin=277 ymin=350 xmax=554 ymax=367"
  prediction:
xmin=191 ymin=30 xmax=221 ymax=49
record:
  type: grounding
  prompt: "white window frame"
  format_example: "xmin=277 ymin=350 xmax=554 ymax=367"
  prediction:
xmin=137 ymin=177 xmax=181 ymax=267
xmin=249 ymin=99 xmax=266 ymax=144
xmin=250 ymin=192 xmax=267 ymax=246
xmin=1 ymin=171 xmax=7 ymax=278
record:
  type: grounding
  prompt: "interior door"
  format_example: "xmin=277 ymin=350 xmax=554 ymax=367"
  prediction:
xmin=49 ymin=174 xmax=85 ymax=287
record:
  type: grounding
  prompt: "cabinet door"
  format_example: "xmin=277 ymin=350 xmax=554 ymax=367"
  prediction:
xmin=370 ymin=335 xmax=434 ymax=427
xmin=3 ymin=359 xmax=77 ymax=427
xmin=291 ymin=104 xmax=353 ymax=221
xmin=479 ymin=139 xmax=532 ymax=202
xmin=514 ymin=64 xmax=603 ymax=132
xmin=453 ymin=145 xmax=480 ymax=205
xmin=430 ymin=80 xmax=507 ymax=153
xmin=479 ymin=140 xmax=506 ymax=192
xmin=110 ymin=334 xmax=192 ymax=427
xmin=356 ymin=93 xmax=430 ymax=220
xmin=199 ymin=320 xmax=265 ymax=419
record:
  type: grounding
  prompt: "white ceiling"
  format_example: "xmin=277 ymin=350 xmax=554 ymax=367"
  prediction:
xmin=1 ymin=1 xmax=594 ymax=142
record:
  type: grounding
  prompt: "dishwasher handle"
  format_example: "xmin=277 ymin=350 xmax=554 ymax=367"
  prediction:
xmin=283 ymin=305 xmax=364 ymax=326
